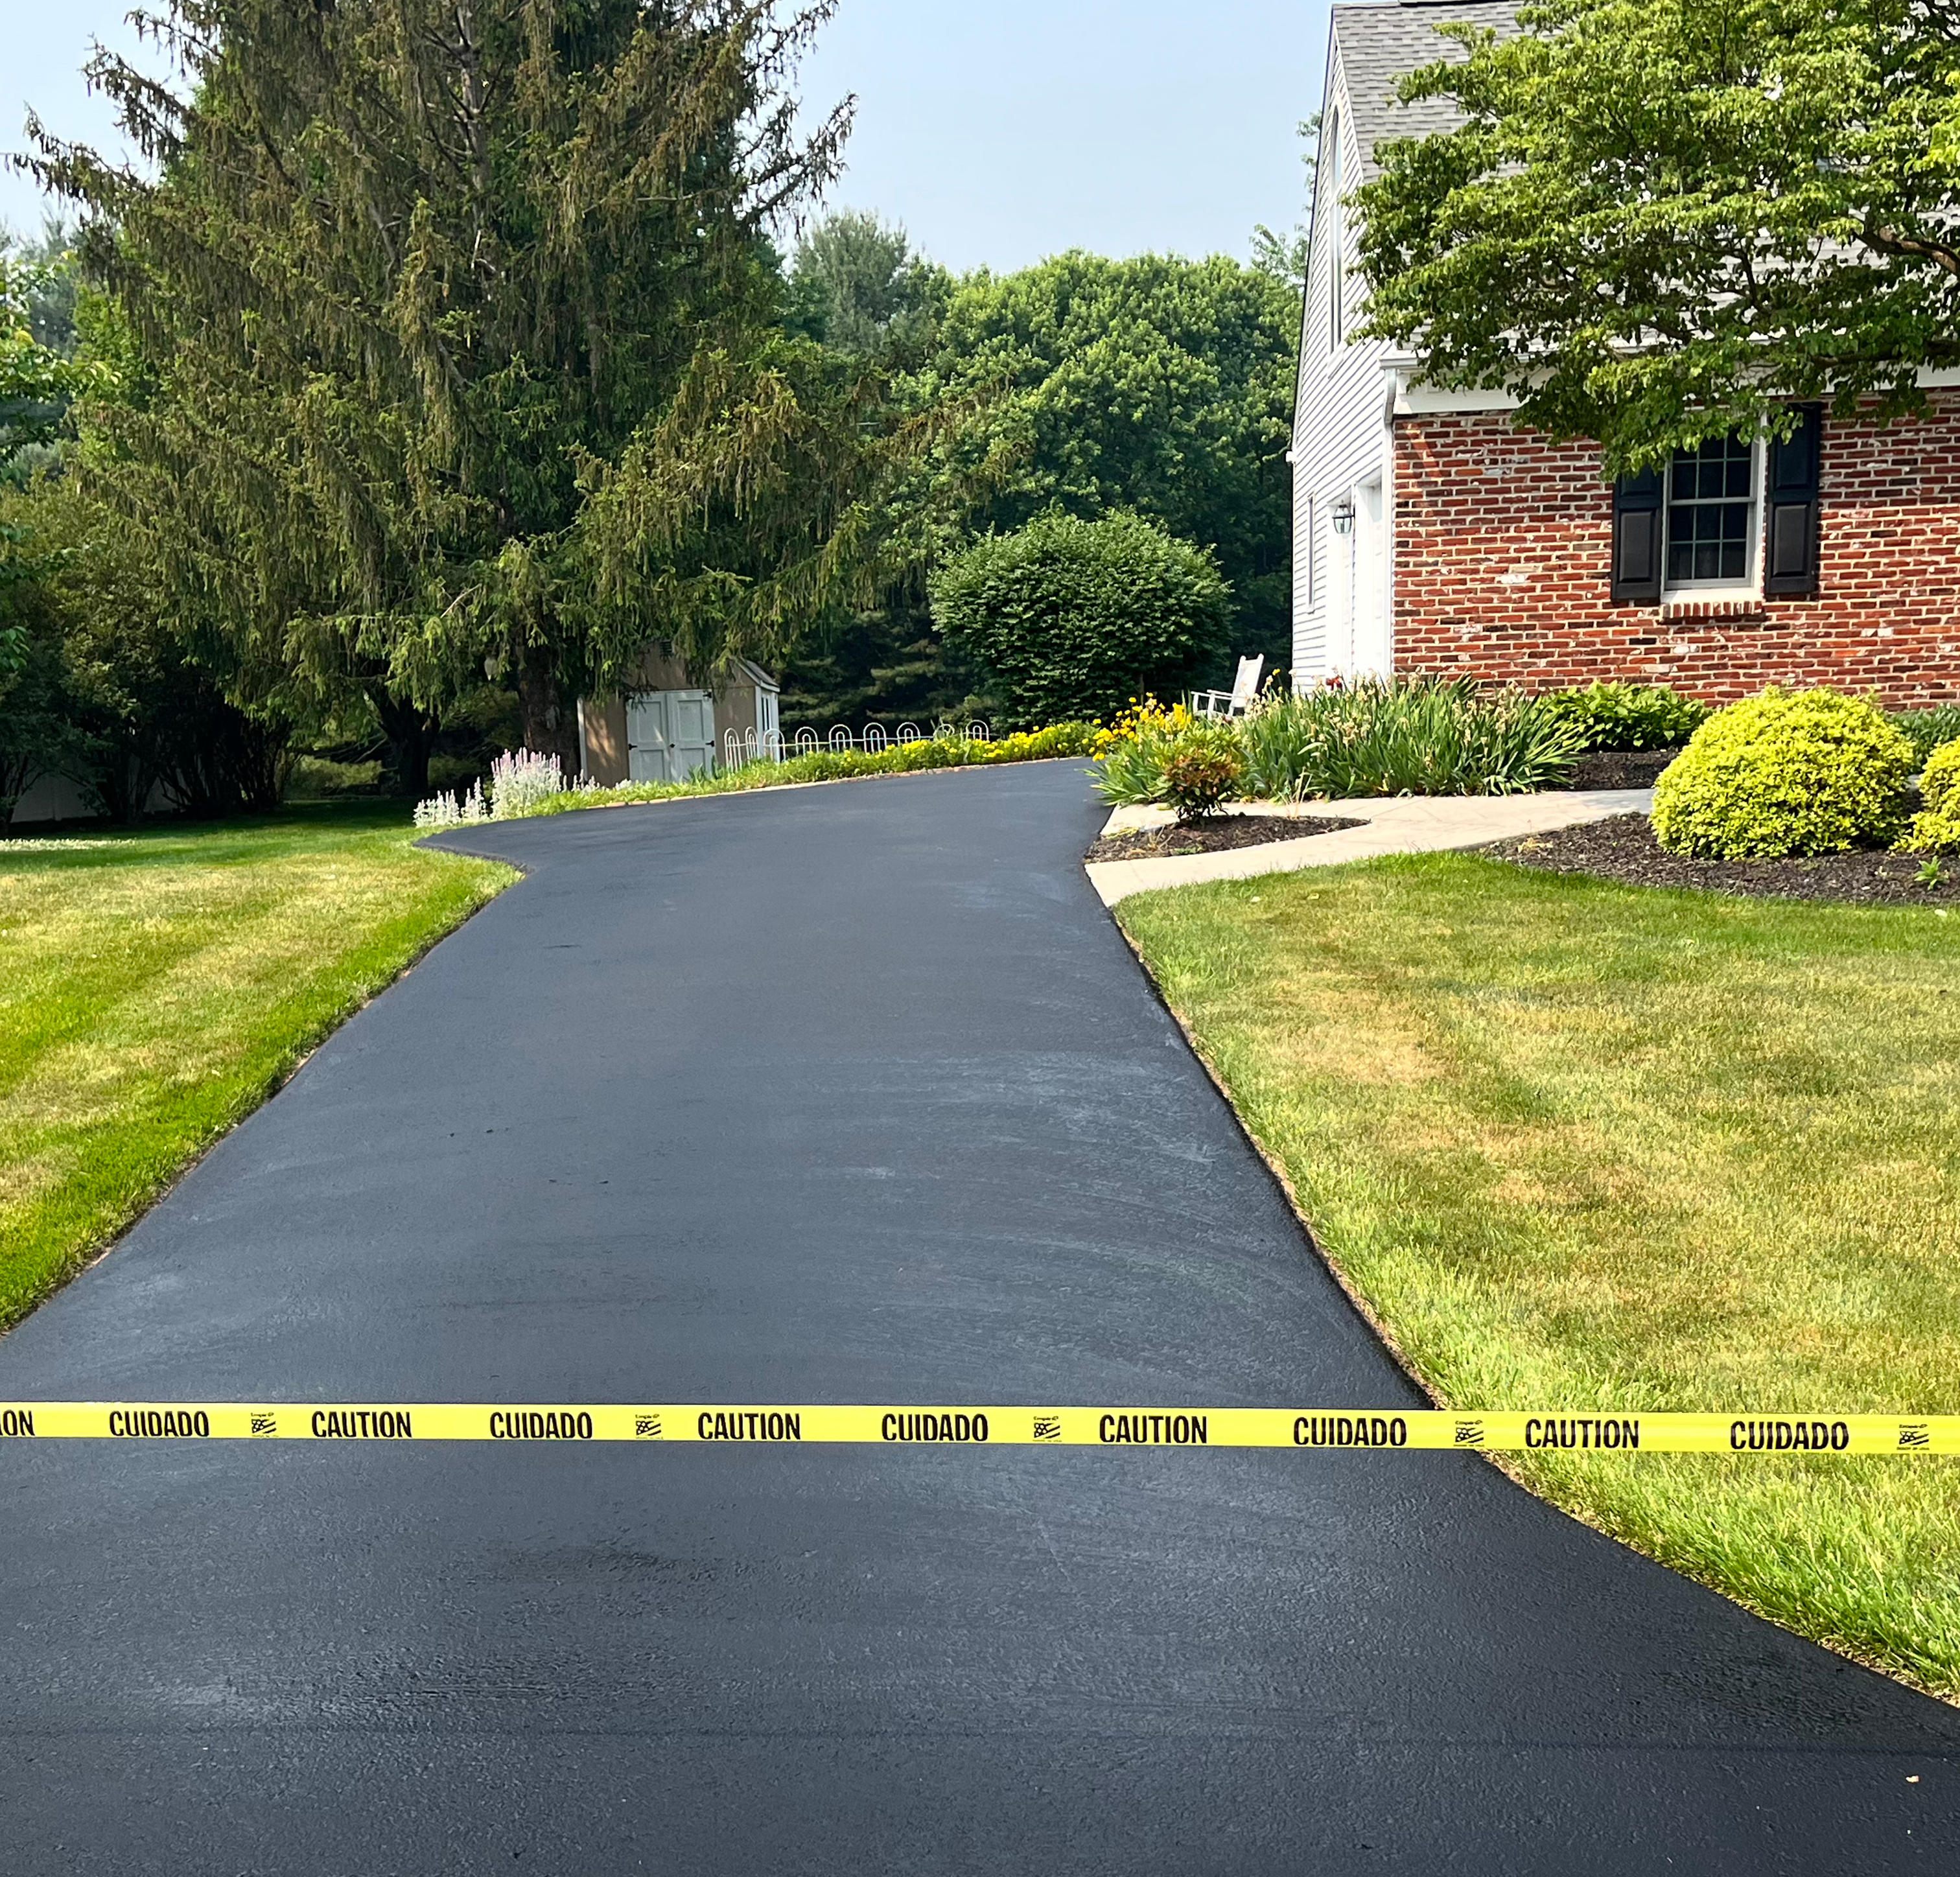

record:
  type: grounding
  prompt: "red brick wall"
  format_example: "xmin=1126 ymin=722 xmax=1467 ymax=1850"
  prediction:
xmin=1392 ymin=396 xmax=1960 ymax=706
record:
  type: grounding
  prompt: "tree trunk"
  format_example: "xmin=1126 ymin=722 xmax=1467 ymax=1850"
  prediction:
xmin=375 ymin=693 xmax=438 ymax=799
xmin=517 ymin=649 xmax=582 ymax=778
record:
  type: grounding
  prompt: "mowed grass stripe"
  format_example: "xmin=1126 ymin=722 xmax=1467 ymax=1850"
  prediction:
xmin=0 ymin=808 xmax=511 ymax=1330
xmin=1117 ymin=852 xmax=1960 ymax=1698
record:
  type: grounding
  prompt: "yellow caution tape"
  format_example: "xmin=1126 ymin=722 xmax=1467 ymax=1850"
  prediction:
xmin=1 ymin=1404 xmax=1957 ymax=1452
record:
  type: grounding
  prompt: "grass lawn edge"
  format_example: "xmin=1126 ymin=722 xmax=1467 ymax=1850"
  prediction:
xmin=1104 ymin=863 xmax=1960 ymax=1708
xmin=0 ymin=835 xmax=518 ymax=1337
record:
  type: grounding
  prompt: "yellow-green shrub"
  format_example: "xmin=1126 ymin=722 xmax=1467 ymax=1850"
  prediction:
xmin=1651 ymin=688 xmax=1913 ymax=859
xmin=1898 ymin=738 xmax=1960 ymax=853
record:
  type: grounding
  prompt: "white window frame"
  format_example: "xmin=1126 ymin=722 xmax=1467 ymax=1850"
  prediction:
xmin=1326 ymin=109 xmax=1345 ymax=351
xmin=1659 ymin=433 xmax=1763 ymax=601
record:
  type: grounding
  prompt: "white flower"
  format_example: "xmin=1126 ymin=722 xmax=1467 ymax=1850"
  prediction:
xmin=487 ymin=749 xmax=568 ymax=819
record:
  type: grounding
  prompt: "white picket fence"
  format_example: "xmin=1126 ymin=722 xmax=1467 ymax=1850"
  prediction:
xmin=723 ymin=721 xmax=994 ymax=769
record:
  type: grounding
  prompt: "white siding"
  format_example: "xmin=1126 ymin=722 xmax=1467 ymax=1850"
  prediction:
xmin=1290 ymin=42 xmax=1397 ymax=688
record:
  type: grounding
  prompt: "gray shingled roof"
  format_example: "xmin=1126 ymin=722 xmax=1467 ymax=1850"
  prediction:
xmin=1333 ymin=1 xmax=1521 ymax=182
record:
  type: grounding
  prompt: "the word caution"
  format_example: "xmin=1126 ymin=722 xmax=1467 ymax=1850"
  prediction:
xmin=1 ymin=1404 xmax=1957 ymax=1453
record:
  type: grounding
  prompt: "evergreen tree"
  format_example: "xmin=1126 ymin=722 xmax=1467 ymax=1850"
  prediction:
xmin=27 ymin=1 xmax=885 ymax=789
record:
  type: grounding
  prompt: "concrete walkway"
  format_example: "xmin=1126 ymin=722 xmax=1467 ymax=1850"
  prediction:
xmin=1086 ymin=786 xmax=1655 ymax=903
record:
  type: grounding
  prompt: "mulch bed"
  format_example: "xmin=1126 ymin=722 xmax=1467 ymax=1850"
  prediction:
xmin=1088 ymin=813 xmax=1366 ymax=863
xmin=1567 ymin=749 xmax=1682 ymax=790
xmin=1486 ymin=813 xmax=1959 ymax=906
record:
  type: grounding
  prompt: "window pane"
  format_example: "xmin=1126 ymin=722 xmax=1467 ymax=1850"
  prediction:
xmin=1664 ymin=436 xmax=1754 ymax=587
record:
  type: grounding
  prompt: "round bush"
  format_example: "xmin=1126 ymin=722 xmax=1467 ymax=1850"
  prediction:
xmin=929 ymin=509 xmax=1229 ymax=729
xmin=1650 ymin=688 xmax=1913 ymax=859
xmin=1898 ymin=736 xmax=1960 ymax=853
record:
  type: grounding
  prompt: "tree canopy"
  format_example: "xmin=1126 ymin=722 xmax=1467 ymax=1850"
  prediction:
xmin=921 ymin=253 xmax=1295 ymax=647
xmin=782 ymin=209 xmax=950 ymax=358
xmin=772 ymin=243 xmax=1298 ymax=728
xmin=6 ymin=14 xmax=1307 ymax=802
xmin=0 ymin=231 xmax=89 ymax=470
xmin=1355 ymin=0 xmax=1960 ymax=469
xmin=24 ymin=0 xmax=907 ymax=786
xmin=930 ymin=509 xmax=1228 ymax=729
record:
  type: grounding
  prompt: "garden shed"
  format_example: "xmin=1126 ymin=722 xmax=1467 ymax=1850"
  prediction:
xmin=578 ymin=652 xmax=781 ymax=784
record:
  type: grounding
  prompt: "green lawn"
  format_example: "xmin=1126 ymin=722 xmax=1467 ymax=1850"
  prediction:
xmin=0 ymin=806 xmax=511 ymax=1331
xmin=1119 ymin=854 xmax=1960 ymax=1699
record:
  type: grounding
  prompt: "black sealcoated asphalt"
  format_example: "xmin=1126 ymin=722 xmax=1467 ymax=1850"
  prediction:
xmin=1 ymin=760 xmax=1955 ymax=1874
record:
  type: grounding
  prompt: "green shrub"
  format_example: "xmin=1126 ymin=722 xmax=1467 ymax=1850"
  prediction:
xmin=1161 ymin=734 xmax=1244 ymax=822
xmin=1539 ymin=681 xmax=1710 ymax=752
xmin=1651 ymin=688 xmax=1913 ymax=859
xmin=1893 ymin=705 xmax=1960 ymax=767
xmin=930 ymin=510 xmax=1229 ymax=729
xmin=1235 ymin=677 xmax=1583 ymax=800
xmin=1897 ymin=738 xmax=1960 ymax=853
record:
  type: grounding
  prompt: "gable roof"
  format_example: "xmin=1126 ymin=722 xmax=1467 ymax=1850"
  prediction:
xmin=1333 ymin=1 xmax=1521 ymax=183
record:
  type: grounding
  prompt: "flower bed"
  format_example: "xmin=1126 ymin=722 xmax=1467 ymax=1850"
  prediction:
xmin=1086 ymin=813 xmax=1364 ymax=863
xmin=1095 ymin=681 xmax=1584 ymax=810
xmin=415 ymin=724 xmax=1099 ymax=828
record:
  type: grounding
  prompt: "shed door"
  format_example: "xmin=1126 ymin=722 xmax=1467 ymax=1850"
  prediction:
xmin=627 ymin=690 xmax=716 ymax=782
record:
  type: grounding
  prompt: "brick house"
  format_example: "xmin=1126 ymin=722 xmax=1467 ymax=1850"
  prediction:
xmin=1290 ymin=0 xmax=1960 ymax=709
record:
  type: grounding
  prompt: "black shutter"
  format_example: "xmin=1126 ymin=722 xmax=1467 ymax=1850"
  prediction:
xmin=1611 ymin=467 xmax=1663 ymax=603
xmin=1764 ymin=404 xmax=1823 ymax=596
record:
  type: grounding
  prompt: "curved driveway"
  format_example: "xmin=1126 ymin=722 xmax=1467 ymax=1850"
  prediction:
xmin=2 ymin=761 xmax=1955 ymax=1873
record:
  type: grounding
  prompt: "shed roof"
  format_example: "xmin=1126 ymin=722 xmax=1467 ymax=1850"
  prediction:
xmin=1333 ymin=1 xmax=1521 ymax=182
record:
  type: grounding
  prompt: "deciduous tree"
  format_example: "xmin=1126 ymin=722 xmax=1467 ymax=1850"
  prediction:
xmin=782 ymin=209 xmax=950 ymax=358
xmin=1356 ymin=0 xmax=1960 ymax=469
xmin=776 ymin=250 xmax=1298 ymax=727
xmin=930 ymin=509 xmax=1228 ymax=729
xmin=916 ymin=253 xmax=1296 ymax=661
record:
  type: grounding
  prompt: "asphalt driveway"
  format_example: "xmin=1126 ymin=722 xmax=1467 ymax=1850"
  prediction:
xmin=2 ymin=760 xmax=1955 ymax=1873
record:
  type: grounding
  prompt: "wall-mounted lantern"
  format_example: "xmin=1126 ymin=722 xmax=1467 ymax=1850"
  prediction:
xmin=1330 ymin=495 xmax=1356 ymax=536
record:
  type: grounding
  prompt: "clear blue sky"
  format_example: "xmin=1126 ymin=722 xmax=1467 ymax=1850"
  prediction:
xmin=3 ymin=1 xmax=1330 ymax=271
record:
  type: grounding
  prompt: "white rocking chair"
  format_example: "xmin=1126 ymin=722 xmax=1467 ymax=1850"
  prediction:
xmin=1191 ymin=655 xmax=1265 ymax=719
